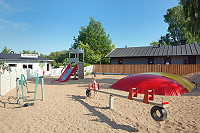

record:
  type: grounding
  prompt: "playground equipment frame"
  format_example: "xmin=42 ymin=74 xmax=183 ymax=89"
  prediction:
xmin=16 ymin=74 xmax=44 ymax=104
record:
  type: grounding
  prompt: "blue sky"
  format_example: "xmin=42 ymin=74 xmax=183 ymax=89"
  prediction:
xmin=0 ymin=0 xmax=179 ymax=55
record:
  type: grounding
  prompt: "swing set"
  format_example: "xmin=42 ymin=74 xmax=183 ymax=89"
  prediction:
xmin=16 ymin=74 xmax=44 ymax=104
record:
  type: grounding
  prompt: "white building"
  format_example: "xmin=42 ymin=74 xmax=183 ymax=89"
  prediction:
xmin=0 ymin=53 xmax=53 ymax=78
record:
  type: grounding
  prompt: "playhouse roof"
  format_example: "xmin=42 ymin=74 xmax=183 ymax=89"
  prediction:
xmin=0 ymin=53 xmax=53 ymax=62
xmin=106 ymin=43 xmax=200 ymax=58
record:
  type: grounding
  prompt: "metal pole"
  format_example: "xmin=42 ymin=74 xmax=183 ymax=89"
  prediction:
xmin=94 ymin=89 xmax=168 ymax=108
xmin=109 ymin=95 xmax=114 ymax=109
xmin=40 ymin=77 xmax=44 ymax=101
xmin=16 ymin=78 xmax=20 ymax=104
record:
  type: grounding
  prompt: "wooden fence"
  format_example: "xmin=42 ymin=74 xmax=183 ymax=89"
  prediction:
xmin=93 ymin=64 xmax=200 ymax=75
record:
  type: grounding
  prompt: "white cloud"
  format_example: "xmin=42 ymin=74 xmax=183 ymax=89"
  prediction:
xmin=0 ymin=0 xmax=12 ymax=13
xmin=0 ymin=0 xmax=31 ymax=30
xmin=0 ymin=18 xmax=28 ymax=30
xmin=0 ymin=0 xmax=33 ymax=14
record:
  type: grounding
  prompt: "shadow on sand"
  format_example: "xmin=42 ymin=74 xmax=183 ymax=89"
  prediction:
xmin=0 ymin=96 xmax=24 ymax=109
xmin=28 ymin=75 xmax=124 ymax=86
xmin=70 ymin=95 xmax=139 ymax=132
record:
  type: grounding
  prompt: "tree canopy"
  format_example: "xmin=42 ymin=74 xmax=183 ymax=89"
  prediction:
xmin=20 ymin=50 xmax=38 ymax=54
xmin=155 ymin=1 xmax=200 ymax=45
xmin=48 ymin=50 xmax=69 ymax=67
xmin=150 ymin=41 xmax=159 ymax=46
xmin=0 ymin=61 xmax=11 ymax=74
xmin=72 ymin=17 xmax=115 ymax=64
xmin=1 ymin=46 xmax=13 ymax=53
xmin=180 ymin=0 xmax=200 ymax=38
xmin=163 ymin=6 xmax=187 ymax=44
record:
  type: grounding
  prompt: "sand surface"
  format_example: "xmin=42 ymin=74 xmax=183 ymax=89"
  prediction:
xmin=0 ymin=74 xmax=200 ymax=133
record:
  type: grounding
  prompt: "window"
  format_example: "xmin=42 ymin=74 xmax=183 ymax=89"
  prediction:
xmin=9 ymin=64 xmax=17 ymax=67
xmin=23 ymin=64 xmax=27 ymax=69
xmin=148 ymin=57 xmax=154 ymax=64
xmin=183 ymin=57 xmax=187 ymax=64
xmin=28 ymin=64 xmax=33 ymax=69
xmin=79 ymin=53 xmax=84 ymax=62
xmin=118 ymin=58 xmax=124 ymax=64
xmin=188 ymin=56 xmax=196 ymax=64
xmin=70 ymin=53 xmax=76 ymax=58
xmin=164 ymin=57 xmax=171 ymax=64
xmin=183 ymin=56 xmax=196 ymax=64
xmin=47 ymin=64 xmax=50 ymax=71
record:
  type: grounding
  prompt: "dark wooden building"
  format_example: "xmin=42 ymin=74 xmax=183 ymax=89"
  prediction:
xmin=106 ymin=43 xmax=200 ymax=64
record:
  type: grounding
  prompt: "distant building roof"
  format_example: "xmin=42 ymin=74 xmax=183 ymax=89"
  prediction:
xmin=106 ymin=44 xmax=200 ymax=58
xmin=0 ymin=53 xmax=53 ymax=61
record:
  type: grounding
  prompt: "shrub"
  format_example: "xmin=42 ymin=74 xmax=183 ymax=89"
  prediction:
xmin=58 ymin=63 xmax=63 ymax=67
xmin=84 ymin=63 xmax=91 ymax=67
xmin=86 ymin=72 xmax=90 ymax=75
xmin=71 ymin=63 xmax=75 ymax=67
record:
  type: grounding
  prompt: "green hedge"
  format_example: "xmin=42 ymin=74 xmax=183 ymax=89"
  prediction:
xmin=84 ymin=63 xmax=91 ymax=67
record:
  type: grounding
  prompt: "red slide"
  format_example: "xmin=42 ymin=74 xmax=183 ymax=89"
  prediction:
xmin=52 ymin=64 xmax=77 ymax=83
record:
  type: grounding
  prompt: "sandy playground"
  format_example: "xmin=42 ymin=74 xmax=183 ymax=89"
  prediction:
xmin=0 ymin=74 xmax=200 ymax=133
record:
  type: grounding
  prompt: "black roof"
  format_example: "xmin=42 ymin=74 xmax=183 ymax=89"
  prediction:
xmin=0 ymin=53 xmax=53 ymax=61
xmin=106 ymin=43 xmax=200 ymax=58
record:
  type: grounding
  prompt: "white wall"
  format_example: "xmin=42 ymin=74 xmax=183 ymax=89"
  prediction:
xmin=84 ymin=65 xmax=93 ymax=75
xmin=6 ymin=61 xmax=52 ymax=77
xmin=51 ymin=68 xmax=63 ymax=76
xmin=0 ymin=69 xmax=27 ymax=97
xmin=0 ymin=60 xmax=52 ymax=97
xmin=42 ymin=62 xmax=52 ymax=75
xmin=0 ymin=65 xmax=94 ymax=97
xmin=50 ymin=65 xmax=93 ymax=76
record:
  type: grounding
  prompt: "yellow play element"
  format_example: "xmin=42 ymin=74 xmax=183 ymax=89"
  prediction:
xmin=141 ymin=72 xmax=195 ymax=92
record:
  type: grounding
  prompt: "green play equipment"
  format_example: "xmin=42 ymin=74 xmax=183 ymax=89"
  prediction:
xmin=21 ymin=74 xmax=37 ymax=93
xmin=16 ymin=74 xmax=44 ymax=104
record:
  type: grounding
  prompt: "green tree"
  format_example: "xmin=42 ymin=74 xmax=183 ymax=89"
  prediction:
xmin=63 ymin=58 xmax=69 ymax=65
xmin=158 ymin=33 xmax=172 ymax=45
xmin=78 ymin=41 xmax=101 ymax=64
xmin=1 ymin=46 xmax=12 ymax=53
xmin=48 ymin=50 xmax=68 ymax=63
xmin=72 ymin=17 xmax=115 ymax=64
xmin=163 ymin=5 xmax=186 ymax=44
xmin=20 ymin=50 xmax=31 ymax=54
xmin=20 ymin=50 xmax=39 ymax=54
xmin=31 ymin=50 xmax=38 ymax=54
xmin=180 ymin=0 xmax=200 ymax=38
xmin=157 ymin=4 xmax=200 ymax=45
xmin=0 ymin=61 xmax=11 ymax=74
xmin=150 ymin=41 xmax=159 ymax=46
xmin=48 ymin=50 xmax=69 ymax=67
xmin=40 ymin=53 xmax=48 ymax=58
